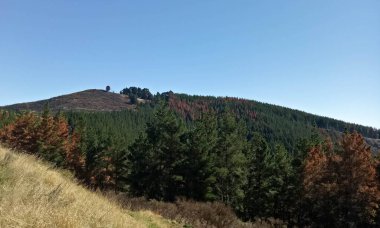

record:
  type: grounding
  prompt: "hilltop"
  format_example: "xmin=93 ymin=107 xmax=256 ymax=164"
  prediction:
xmin=0 ymin=146 xmax=178 ymax=228
xmin=1 ymin=89 xmax=135 ymax=112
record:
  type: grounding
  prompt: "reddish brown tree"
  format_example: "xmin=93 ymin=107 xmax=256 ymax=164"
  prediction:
xmin=65 ymin=131 xmax=85 ymax=176
xmin=0 ymin=111 xmax=86 ymax=180
xmin=303 ymin=132 xmax=380 ymax=226
xmin=0 ymin=112 xmax=40 ymax=152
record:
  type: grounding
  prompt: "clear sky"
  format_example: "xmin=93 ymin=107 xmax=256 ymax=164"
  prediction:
xmin=0 ymin=1 xmax=379 ymax=128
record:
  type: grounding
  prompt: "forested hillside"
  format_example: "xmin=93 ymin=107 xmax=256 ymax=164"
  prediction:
xmin=3 ymin=87 xmax=378 ymax=153
xmin=1 ymin=86 xmax=380 ymax=227
xmin=166 ymin=93 xmax=380 ymax=151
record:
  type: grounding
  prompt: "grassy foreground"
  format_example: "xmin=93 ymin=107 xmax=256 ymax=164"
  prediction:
xmin=0 ymin=146 xmax=179 ymax=228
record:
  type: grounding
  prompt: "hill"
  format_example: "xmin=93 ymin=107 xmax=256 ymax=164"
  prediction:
xmin=1 ymin=89 xmax=135 ymax=112
xmin=166 ymin=93 xmax=380 ymax=151
xmin=0 ymin=146 xmax=178 ymax=228
xmin=1 ymin=89 xmax=379 ymax=227
xmin=1 ymin=88 xmax=379 ymax=152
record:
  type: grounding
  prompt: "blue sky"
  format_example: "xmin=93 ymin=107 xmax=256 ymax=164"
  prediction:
xmin=0 ymin=1 xmax=379 ymax=128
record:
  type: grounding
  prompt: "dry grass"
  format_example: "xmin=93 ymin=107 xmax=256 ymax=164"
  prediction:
xmin=0 ymin=146 xmax=179 ymax=228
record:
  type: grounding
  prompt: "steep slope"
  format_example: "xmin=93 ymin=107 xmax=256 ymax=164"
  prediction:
xmin=0 ymin=146 xmax=179 ymax=228
xmin=1 ymin=89 xmax=134 ymax=112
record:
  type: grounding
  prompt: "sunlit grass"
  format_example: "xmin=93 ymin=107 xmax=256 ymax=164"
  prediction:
xmin=0 ymin=146 xmax=178 ymax=228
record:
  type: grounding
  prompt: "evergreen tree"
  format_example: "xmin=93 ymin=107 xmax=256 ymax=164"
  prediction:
xmin=130 ymin=94 xmax=138 ymax=104
xmin=266 ymin=144 xmax=294 ymax=221
xmin=113 ymin=148 xmax=130 ymax=192
xmin=212 ymin=111 xmax=247 ymax=211
xmin=63 ymin=116 xmax=86 ymax=178
xmin=128 ymin=103 xmax=187 ymax=201
xmin=183 ymin=112 xmax=218 ymax=201
xmin=290 ymin=129 xmax=325 ymax=225
xmin=84 ymin=135 xmax=116 ymax=190
xmin=244 ymin=132 xmax=271 ymax=220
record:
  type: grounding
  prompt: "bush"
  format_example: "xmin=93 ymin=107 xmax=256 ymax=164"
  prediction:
xmin=108 ymin=195 xmax=237 ymax=227
xmin=107 ymin=194 xmax=281 ymax=228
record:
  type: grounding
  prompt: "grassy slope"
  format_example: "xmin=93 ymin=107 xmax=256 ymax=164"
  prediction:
xmin=0 ymin=146 xmax=179 ymax=228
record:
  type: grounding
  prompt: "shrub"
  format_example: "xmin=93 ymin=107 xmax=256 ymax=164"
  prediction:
xmin=107 ymin=194 xmax=282 ymax=228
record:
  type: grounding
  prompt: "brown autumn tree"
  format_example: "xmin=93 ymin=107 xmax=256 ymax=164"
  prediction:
xmin=65 ymin=130 xmax=86 ymax=177
xmin=0 ymin=111 xmax=85 ymax=179
xmin=87 ymin=146 xmax=117 ymax=190
xmin=51 ymin=113 xmax=85 ymax=175
xmin=0 ymin=112 xmax=40 ymax=152
xmin=303 ymin=132 xmax=380 ymax=226
xmin=36 ymin=110 xmax=66 ymax=164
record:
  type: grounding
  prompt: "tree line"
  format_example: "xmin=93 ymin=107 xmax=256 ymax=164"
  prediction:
xmin=120 ymin=86 xmax=154 ymax=104
xmin=0 ymin=103 xmax=379 ymax=226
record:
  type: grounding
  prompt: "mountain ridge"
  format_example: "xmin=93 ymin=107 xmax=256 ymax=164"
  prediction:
xmin=2 ymin=88 xmax=378 ymax=130
xmin=1 ymin=88 xmax=379 ymax=152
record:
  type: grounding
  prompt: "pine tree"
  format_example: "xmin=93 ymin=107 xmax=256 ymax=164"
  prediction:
xmin=244 ymin=132 xmax=271 ymax=220
xmin=290 ymin=129 xmax=325 ymax=225
xmin=183 ymin=112 xmax=218 ymax=201
xmin=85 ymin=135 xmax=116 ymax=190
xmin=303 ymin=132 xmax=380 ymax=226
xmin=0 ymin=112 xmax=40 ymax=152
xmin=65 ymin=129 xmax=86 ymax=177
xmin=266 ymin=144 xmax=294 ymax=221
xmin=336 ymin=132 xmax=380 ymax=225
xmin=212 ymin=111 xmax=247 ymax=211
xmin=128 ymin=103 xmax=187 ymax=201
xmin=113 ymin=148 xmax=130 ymax=192
xmin=36 ymin=108 xmax=66 ymax=165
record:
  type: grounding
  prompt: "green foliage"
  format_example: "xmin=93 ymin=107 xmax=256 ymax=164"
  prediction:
xmin=244 ymin=133 xmax=271 ymax=219
xmin=212 ymin=111 xmax=248 ymax=211
xmin=183 ymin=113 xmax=218 ymax=201
xmin=2 ymin=87 xmax=380 ymax=226
xmin=243 ymin=135 xmax=295 ymax=222
xmin=0 ymin=110 xmax=16 ymax=129
xmin=168 ymin=93 xmax=380 ymax=151
xmin=84 ymin=135 xmax=114 ymax=189
xmin=128 ymin=103 xmax=187 ymax=201
xmin=265 ymin=144 xmax=294 ymax=221
xmin=120 ymin=86 xmax=153 ymax=100
xmin=66 ymin=105 xmax=155 ymax=149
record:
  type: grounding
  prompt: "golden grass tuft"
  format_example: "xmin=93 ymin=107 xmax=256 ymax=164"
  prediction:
xmin=0 ymin=146 xmax=179 ymax=228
